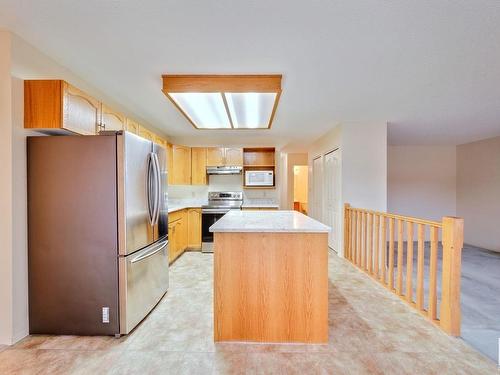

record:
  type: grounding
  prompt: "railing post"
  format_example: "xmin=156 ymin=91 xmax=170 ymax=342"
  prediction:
xmin=440 ymin=216 xmax=464 ymax=336
xmin=343 ymin=203 xmax=350 ymax=259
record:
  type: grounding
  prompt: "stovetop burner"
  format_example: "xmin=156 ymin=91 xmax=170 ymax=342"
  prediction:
xmin=203 ymin=191 xmax=243 ymax=209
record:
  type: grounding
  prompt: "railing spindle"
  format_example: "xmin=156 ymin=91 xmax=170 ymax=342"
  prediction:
xmin=362 ymin=212 xmax=367 ymax=270
xmin=351 ymin=211 xmax=358 ymax=264
xmin=388 ymin=218 xmax=395 ymax=290
xmin=349 ymin=209 xmax=354 ymax=261
xmin=396 ymin=219 xmax=404 ymax=295
xmin=406 ymin=222 xmax=414 ymax=303
xmin=380 ymin=216 xmax=386 ymax=284
xmin=356 ymin=211 xmax=361 ymax=266
xmin=374 ymin=214 xmax=380 ymax=279
xmin=428 ymin=226 xmax=438 ymax=320
xmin=367 ymin=213 xmax=373 ymax=274
xmin=416 ymin=224 xmax=425 ymax=311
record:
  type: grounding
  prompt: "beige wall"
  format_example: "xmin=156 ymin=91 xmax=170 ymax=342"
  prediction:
xmin=457 ymin=136 xmax=500 ymax=251
xmin=388 ymin=146 xmax=457 ymax=221
xmin=0 ymin=31 xmax=14 ymax=345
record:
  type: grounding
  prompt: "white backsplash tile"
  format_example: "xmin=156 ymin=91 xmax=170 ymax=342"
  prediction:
xmin=168 ymin=174 xmax=278 ymax=204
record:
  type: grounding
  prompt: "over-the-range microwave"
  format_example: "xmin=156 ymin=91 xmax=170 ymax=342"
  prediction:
xmin=245 ymin=170 xmax=274 ymax=186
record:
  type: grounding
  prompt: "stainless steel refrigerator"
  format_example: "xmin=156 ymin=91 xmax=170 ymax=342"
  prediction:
xmin=27 ymin=131 xmax=169 ymax=336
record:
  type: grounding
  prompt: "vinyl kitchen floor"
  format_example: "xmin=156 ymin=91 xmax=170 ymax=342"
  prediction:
xmin=0 ymin=251 xmax=497 ymax=375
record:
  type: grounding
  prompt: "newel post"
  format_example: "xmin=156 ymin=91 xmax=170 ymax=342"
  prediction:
xmin=440 ymin=216 xmax=464 ymax=336
xmin=343 ymin=203 xmax=350 ymax=260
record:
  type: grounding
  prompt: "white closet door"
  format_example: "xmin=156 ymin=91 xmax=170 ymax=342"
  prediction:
xmin=312 ymin=156 xmax=323 ymax=222
xmin=324 ymin=149 xmax=340 ymax=251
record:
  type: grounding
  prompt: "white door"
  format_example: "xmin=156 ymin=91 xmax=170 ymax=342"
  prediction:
xmin=324 ymin=149 xmax=340 ymax=251
xmin=312 ymin=156 xmax=323 ymax=222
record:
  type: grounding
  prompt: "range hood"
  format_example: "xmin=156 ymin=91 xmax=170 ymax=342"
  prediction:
xmin=206 ymin=166 xmax=242 ymax=175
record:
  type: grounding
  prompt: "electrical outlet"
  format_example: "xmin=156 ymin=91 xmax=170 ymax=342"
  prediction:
xmin=102 ymin=307 xmax=110 ymax=323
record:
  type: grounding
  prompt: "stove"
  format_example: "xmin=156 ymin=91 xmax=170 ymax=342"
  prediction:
xmin=201 ymin=192 xmax=243 ymax=253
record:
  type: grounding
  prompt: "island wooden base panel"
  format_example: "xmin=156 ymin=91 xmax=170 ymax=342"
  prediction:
xmin=214 ymin=232 xmax=328 ymax=343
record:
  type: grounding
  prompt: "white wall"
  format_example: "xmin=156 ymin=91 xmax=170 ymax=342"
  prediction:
xmin=308 ymin=123 xmax=387 ymax=256
xmin=0 ymin=30 xmax=14 ymax=345
xmin=10 ymin=34 xmax=165 ymax=137
xmin=342 ymin=123 xmax=387 ymax=211
xmin=388 ymin=146 xmax=457 ymax=221
xmin=457 ymin=136 xmax=500 ymax=251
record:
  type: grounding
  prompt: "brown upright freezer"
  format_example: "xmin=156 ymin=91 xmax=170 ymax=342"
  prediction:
xmin=27 ymin=131 xmax=169 ymax=336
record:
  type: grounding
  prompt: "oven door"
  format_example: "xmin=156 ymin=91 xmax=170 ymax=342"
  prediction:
xmin=201 ymin=209 xmax=228 ymax=253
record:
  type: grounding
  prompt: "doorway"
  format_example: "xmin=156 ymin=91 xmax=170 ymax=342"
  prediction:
xmin=293 ymin=165 xmax=308 ymax=214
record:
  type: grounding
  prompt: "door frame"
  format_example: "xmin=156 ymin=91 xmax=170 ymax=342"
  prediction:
xmin=323 ymin=148 xmax=341 ymax=253
xmin=311 ymin=155 xmax=324 ymax=222
xmin=311 ymin=147 xmax=342 ymax=254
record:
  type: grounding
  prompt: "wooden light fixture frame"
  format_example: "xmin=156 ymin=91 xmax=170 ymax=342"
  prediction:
xmin=161 ymin=75 xmax=282 ymax=130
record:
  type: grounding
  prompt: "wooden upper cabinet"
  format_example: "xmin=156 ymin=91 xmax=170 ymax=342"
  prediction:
xmin=125 ymin=118 xmax=140 ymax=134
xmin=153 ymin=135 xmax=167 ymax=148
xmin=101 ymin=104 xmax=126 ymax=131
xmin=171 ymin=145 xmax=191 ymax=185
xmin=138 ymin=126 xmax=154 ymax=141
xmin=225 ymin=148 xmax=243 ymax=166
xmin=191 ymin=147 xmax=207 ymax=185
xmin=206 ymin=147 xmax=243 ymax=166
xmin=24 ymin=80 xmax=100 ymax=135
xmin=63 ymin=82 xmax=101 ymax=135
xmin=206 ymin=147 xmax=225 ymax=166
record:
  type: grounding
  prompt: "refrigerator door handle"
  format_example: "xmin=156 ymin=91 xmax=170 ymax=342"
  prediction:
xmin=152 ymin=153 xmax=162 ymax=226
xmin=147 ymin=153 xmax=156 ymax=226
xmin=129 ymin=240 xmax=168 ymax=264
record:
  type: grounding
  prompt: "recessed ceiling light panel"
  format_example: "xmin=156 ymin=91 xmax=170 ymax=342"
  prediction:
xmin=225 ymin=93 xmax=277 ymax=129
xmin=162 ymin=75 xmax=282 ymax=130
xmin=169 ymin=93 xmax=231 ymax=129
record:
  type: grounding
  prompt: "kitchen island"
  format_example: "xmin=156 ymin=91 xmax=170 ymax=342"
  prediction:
xmin=210 ymin=210 xmax=330 ymax=344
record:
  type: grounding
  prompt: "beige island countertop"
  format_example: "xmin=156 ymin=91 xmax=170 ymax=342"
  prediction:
xmin=212 ymin=210 xmax=330 ymax=344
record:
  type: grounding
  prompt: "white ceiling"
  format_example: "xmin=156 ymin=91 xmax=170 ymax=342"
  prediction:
xmin=2 ymin=1 xmax=500 ymax=149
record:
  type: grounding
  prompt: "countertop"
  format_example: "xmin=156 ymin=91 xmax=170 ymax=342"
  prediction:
xmin=167 ymin=199 xmax=206 ymax=213
xmin=209 ymin=210 xmax=330 ymax=233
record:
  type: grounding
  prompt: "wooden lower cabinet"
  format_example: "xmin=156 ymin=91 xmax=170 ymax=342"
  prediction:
xmin=168 ymin=209 xmax=188 ymax=263
xmin=168 ymin=221 xmax=177 ymax=263
xmin=178 ymin=212 xmax=188 ymax=251
xmin=187 ymin=208 xmax=202 ymax=250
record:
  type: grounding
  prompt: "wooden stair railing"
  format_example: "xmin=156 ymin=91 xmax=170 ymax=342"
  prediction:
xmin=343 ymin=203 xmax=464 ymax=336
